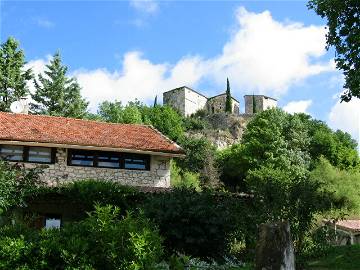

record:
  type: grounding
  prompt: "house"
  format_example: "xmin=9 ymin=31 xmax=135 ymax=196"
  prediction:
xmin=163 ymin=86 xmax=276 ymax=117
xmin=0 ymin=112 xmax=184 ymax=188
xmin=324 ymin=219 xmax=360 ymax=245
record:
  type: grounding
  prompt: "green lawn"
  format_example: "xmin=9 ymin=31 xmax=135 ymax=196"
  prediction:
xmin=307 ymin=245 xmax=360 ymax=270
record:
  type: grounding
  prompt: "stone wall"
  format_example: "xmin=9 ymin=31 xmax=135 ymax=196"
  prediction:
xmin=244 ymin=95 xmax=277 ymax=114
xmin=206 ymin=94 xmax=240 ymax=115
xmin=184 ymin=88 xmax=208 ymax=116
xmin=163 ymin=87 xmax=208 ymax=116
xmin=163 ymin=88 xmax=186 ymax=115
xmin=23 ymin=148 xmax=171 ymax=188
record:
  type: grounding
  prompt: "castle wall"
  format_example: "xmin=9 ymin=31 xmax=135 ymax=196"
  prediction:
xmin=207 ymin=94 xmax=239 ymax=115
xmin=244 ymin=95 xmax=277 ymax=114
xmin=163 ymin=88 xmax=186 ymax=115
xmin=184 ymin=88 xmax=208 ymax=116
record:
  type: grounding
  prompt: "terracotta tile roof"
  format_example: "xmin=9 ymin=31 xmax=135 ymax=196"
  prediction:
xmin=0 ymin=112 xmax=184 ymax=156
xmin=336 ymin=220 xmax=360 ymax=232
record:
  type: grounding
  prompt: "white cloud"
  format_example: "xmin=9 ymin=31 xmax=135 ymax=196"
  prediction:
xmin=208 ymin=7 xmax=333 ymax=97
xmin=328 ymin=99 xmax=360 ymax=142
xmin=27 ymin=7 xmax=334 ymax=112
xmin=283 ymin=100 xmax=313 ymax=114
xmin=35 ymin=18 xmax=55 ymax=28
xmin=129 ymin=0 xmax=158 ymax=14
xmin=73 ymin=52 xmax=203 ymax=112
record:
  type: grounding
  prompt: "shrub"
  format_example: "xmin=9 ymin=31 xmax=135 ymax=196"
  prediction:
xmin=0 ymin=159 xmax=44 ymax=215
xmin=0 ymin=205 xmax=163 ymax=270
xmin=142 ymin=188 xmax=256 ymax=260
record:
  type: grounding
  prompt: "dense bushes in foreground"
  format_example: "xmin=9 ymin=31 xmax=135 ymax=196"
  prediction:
xmin=24 ymin=181 xmax=257 ymax=261
xmin=0 ymin=205 xmax=163 ymax=270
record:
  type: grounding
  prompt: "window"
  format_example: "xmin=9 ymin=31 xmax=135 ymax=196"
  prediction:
xmin=44 ymin=214 xmax=62 ymax=229
xmin=67 ymin=150 xmax=150 ymax=171
xmin=0 ymin=145 xmax=23 ymax=161
xmin=97 ymin=152 xmax=121 ymax=168
xmin=69 ymin=150 xmax=94 ymax=167
xmin=28 ymin=147 xmax=52 ymax=163
xmin=124 ymin=154 xmax=150 ymax=170
xmin=0 ymin=145 xmax=54 ymax=164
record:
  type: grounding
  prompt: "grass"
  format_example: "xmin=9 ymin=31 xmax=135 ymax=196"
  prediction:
xmin=307 ymin=245 xmax=360 ymax=270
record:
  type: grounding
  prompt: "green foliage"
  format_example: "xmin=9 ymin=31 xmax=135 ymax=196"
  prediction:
xmin=31 ymin=180 xmax=145 ymax=217
xmin=298 ymin=113 xmax=359 ymax=169
xmin=183 ymin=116 xmax=209 ymax=131
xmin=215 ymin=108 xmax=344 ymax=253
xmin=142 ymin=188 xmax=256 ymax=260
xmin=176 ymin=137 xmax=220 ymax=187
xmin=0 ymin=37 xmax=32 ymax=112
xmin=307 ymin=244 xmax=360 ymax=270
xmin=143 ymin=105 xmax=184 ymax=142
xmin=156 ymin=254 xmax=248 ymax=269
xmin=98 ymin=101 xmax=184 ymax=141
xmin=310 ymin=157 xmax=360 ymax=215
xmin=308 ymin=0 xmax=360 ymax=102
xmin=0 ymin=205 xmax=163 ymax=270
xmin=252 ymin=95 xmax=256 ymax=114
xmin=225 ymin=78 xmax=232 ymax=113
xmin=0 ymin=160 xmax=44 ymax=215
xmin=170 ymin=161 xmax=201 ymax=190
xmin=217 ymin=144 xmax=248 ymax=191
xmin=31 ymin=52 xmax=89 ymax=118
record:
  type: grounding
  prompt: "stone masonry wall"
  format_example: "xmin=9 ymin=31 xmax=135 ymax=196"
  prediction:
xmin=163 ymin=88 xmax=186 ymax=115
xmin=184 ymin=88 xmax=208 ymax=116
xmin=23 ymin=148 xmax=171 ymax=188
xmin=207 ymin=95 xmax=240 ymax=115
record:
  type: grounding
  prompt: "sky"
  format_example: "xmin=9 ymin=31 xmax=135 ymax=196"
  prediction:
xmin=1 ymin=0 xmax=359 ymax=143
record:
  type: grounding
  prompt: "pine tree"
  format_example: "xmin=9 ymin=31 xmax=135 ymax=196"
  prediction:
xmin=252 ymin=94 xmax=257 ymax=114
xmin=225 ymin=78 xmax=232 ymax=113
xmin=31 ymin=52 xmax=88 ymax=118
xmin=153 ymin=95 xmax=158 ymax=107
xmin=0 ymin=37 xmax=32 ymax=112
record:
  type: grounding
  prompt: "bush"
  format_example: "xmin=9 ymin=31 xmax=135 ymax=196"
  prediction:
xmin=0 ymin=205 xmax=163 ymax=270
xmin=0 ymin=159 xmax=44 ymax=216
xmin=28 ymin=180 xmax=145 ymax=218
xmin=142 ymin=188 xmax=257 ymax=260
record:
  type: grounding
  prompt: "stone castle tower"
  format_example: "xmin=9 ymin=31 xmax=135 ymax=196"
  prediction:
xmin=163 ymin=86 xmax=277 ymax=116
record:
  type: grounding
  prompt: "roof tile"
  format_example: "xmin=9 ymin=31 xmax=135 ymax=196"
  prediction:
xmin=0 ymin=112 xmax=184 ymax=155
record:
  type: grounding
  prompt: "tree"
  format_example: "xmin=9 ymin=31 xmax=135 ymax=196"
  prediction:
xmin=297 ymin=113 xmax=359 ymax=169
xmin=142 ymin=105 xmax=184 ymax=142
xmin=98 ymin=101 xmax=123 ymax=123
xmin=31 ymin=52 xmax=88 ymax=118
xmin=0 ymin=160 xmax=44 ymax=215
xmin=0 ymin=37 xmax=32 ymax=112
xmin=153 ymin=95 xmax=158 ymax=107
xmin=176 ymin=137 xmax=220 ymax=187
xmin=308 ymin=0 xmax=360 ymax=101
xmin=122 ymin=105 xmax=142 ymax=124
xmin=252 ymin=94 xmax=257 ymax=114
xmin=225 ymin=78 xmax=232 ymax=113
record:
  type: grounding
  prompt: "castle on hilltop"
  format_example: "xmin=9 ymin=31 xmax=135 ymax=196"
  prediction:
xmin=163 ymin=86 xmax=278 ymax=117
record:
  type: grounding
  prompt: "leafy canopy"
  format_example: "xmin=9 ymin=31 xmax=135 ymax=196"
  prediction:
xmin=0 ymin=37 xmax=32 ymax=112
xmin=308 ymin=0 xmax=360 ymax=101
xmin=31 ymin=52 xmax=89 ymax=118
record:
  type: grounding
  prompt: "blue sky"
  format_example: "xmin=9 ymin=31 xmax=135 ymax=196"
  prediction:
xmin=1 ymin=0 xmax=359 ymax=142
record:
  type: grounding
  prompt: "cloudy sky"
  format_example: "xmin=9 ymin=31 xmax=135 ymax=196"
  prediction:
xmin=1 ymin=0 xmax=359 ymax=143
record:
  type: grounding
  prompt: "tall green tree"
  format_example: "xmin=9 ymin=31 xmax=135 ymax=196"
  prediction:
xmin=225 ymin=78 xmax=232 ymax=113
xmin=0 ymin=37 xmax=32 ymax=112
xmin=308 ymin=0 xmax=360 ymax=101
xmin=153 ymin=95 xmax=158 ymax=107
xmin=31 ymin=52 xmax=88 ymax=118
xmin=252 ymin=94 xmax=257 ymax=114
